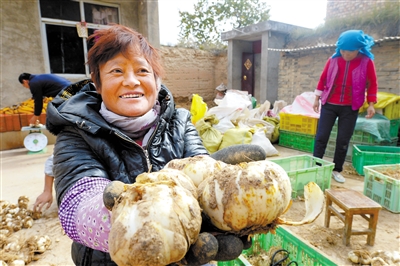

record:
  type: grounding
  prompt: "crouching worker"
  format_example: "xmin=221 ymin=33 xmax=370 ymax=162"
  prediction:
xmin=46 ymin=24 xmax=264 ymax=266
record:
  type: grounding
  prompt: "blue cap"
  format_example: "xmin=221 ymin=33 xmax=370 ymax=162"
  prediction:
xmin=332 ymin=30 xmax=375 ymax=60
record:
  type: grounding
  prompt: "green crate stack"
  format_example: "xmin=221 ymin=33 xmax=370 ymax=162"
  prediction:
xmin=325 ymin=122 xmax=399 ymax=162
xmin=269 ymin=155 xmax=334 ymax=198
xmin=278 ymin=113 xmax=318 ymax=153
xmin=326 ymin=137 xmax=398 ymax=163
xmin=217 ymin=226 xmax=337 ymax=266
xmin=279 ymin=130 xmax=315 ymax=153
xmin=325 ymin=138 xmax=353 ymax=162
xmin=330 ymin=122 xmax=399 ymax=143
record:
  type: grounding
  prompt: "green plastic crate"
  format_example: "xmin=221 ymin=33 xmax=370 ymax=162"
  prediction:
xmin=325 ymin=138 xmax=398 ymax=163
xmin=269 ymin=155 xmax=334 ymax=198
xmin=278 ymin=130 xmax=315 ymax=153
xmin=390 ymin=119 xmax=400 ymax=138
xmin=217 ymin=226 xmax=337 ymax=266
xmin=330 ymin=119 xmax=399 ymax=143
xmin=352 ymin=145 xmax=400 ymax=175
xmin=217 ymin=259 xmax=245 ymax=266
xmin=325 ymin=138 xmax=353 ymax=162
xmin=363 ymin=164 xmax=400 ymax=213
xmin=330 ymin=123 xmax=376 ymax=144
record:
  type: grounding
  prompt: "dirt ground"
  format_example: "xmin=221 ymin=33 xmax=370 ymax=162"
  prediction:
xmin=278 ymin=171 xmax=400 ymax=265
xmin=1 ymin=144 xmax=399 ymax=266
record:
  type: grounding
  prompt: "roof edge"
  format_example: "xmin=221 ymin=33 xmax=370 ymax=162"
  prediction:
xmin=221 ymin=20 xmax=312 ymax=41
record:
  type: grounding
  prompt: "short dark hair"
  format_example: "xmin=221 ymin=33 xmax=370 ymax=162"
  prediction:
xmin=87 ymin=24 xmax=164 ymax=90
xmin=18 ymin=73 xmax=31 ymax=84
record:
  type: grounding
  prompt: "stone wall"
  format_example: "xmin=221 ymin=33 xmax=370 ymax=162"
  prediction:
xmin=326 ymin=0 xmax=388 ymax=21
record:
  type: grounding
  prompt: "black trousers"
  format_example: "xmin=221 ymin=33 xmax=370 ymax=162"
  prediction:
xmin=313 ymin=103 xmax=359 ymax=172
xmin=71 ymin=242 xmax=117 ymax=266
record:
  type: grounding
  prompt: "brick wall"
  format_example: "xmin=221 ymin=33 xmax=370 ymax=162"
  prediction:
xmin=159 ymin=41 xmax=399 ymax=109
xmin=159 ymin=47 xmax=227 ymax=109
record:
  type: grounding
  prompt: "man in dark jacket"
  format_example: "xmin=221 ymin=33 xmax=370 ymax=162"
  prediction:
xmin=18 ymin=72 xmax=71 ymax=125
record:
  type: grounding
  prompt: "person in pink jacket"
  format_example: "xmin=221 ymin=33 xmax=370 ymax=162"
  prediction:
xmin=313 ymin=30 xmax=378 ymax=183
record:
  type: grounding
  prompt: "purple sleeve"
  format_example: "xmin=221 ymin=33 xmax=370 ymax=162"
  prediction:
xmin=58 ymin=177 xmax=112 ymax=252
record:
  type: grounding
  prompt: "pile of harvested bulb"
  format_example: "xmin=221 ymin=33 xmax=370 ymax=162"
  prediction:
xmin=106 ymin=155 xmax=325 ymax=265
xmin=0 ymin=196 xmax=52 ymax=265
xmin=0 ymin=196 xmax=37 ymax=237
xmin=0 ymin=234 xmax=51 ymax=265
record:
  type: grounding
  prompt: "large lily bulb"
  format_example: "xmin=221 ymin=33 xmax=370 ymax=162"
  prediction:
xmin=198 ymin=160 xmax=292 ymax=234
xmin=164 ymin=155 xmax=226 ymax=187
xmin=108 ymin=172 xmax=202 ymax=266
xmin=198 ymin=159 xmax=325 ymax=236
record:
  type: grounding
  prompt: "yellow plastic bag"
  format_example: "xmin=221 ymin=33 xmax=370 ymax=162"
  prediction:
xmin=195 ymin=114 xmax=222 ymax=154
xmin=359 ymin=92 xmax=400 ymax=113
xmin=218 ymin=127 xmax=255 ymax=150
xmin=190 ymin=94 xmax=208 ymax=125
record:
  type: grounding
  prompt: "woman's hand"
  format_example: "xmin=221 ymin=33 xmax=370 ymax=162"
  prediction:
xmin=29 ymin=115 xmax=41 ymax=126
xmin=180 ymin=214 xmax=251 ymax=265
xmin=34 ymin=173 xmax=54 ymax=212
xmin=103 ymin=180 xmax=125 ymax=210
xmin=365 ymin=102 xmax=376 ymax=119
xmin=313 ymin=96 xmax=320 ymax=113
xmin=33 ymin=191 xmax=53 ymax=212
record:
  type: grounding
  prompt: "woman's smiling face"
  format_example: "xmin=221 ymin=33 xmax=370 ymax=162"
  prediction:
xmin=96 ymin=51 xmax=158 ymax=117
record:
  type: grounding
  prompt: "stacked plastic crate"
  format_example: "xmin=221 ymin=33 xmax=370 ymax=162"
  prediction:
xmin=325 ymin=102 xmax=400 ymax=163
xmin=357 ymin=101 xmax=400 ymax=213
xmin=278 ymin=113 xmax=318 ymax=153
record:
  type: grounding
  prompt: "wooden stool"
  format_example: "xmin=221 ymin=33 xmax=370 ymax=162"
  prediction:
xmin=325 ymin=188 xmax=381 ymax=246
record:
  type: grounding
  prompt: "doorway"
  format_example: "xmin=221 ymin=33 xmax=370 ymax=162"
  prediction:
xmin=241 ymin=52 xmax=254 ymax=95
